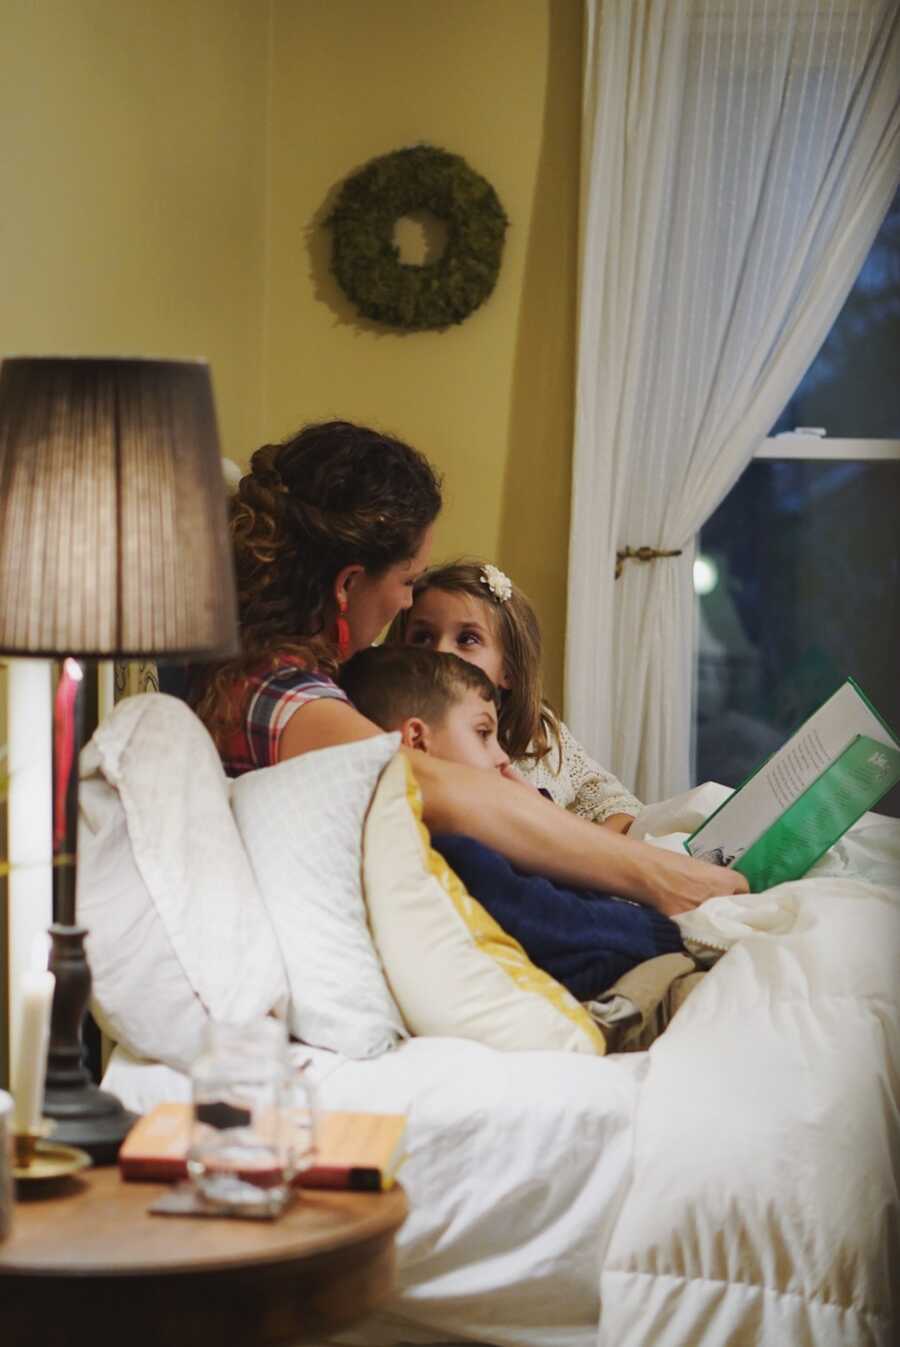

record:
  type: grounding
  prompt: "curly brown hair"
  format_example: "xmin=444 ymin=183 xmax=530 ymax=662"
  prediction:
xmin=385 ymin=559 xmax=561 ymax=765
xmin=193 ymin=421 xmax=442 ymax=744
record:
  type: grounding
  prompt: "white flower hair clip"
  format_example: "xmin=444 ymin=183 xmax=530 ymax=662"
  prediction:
xmin=480 ymin=563 xmax=512 ymax=603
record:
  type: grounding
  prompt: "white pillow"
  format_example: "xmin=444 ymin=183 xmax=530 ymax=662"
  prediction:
xmin=231 ymin=734 xmax=407 ymax=1059
xmin=79 ymin=694 xmax=288 ymax=1072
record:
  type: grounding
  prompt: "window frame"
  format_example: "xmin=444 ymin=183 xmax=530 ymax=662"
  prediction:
xmin=757 ymin=434 xmax=900 ymax=461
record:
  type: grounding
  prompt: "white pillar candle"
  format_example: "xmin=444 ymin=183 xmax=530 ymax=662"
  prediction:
xmin=11 ymin=967 xmax=55 ymax=1134
xmin=7 ymin=659 xmax=54 ymax=1084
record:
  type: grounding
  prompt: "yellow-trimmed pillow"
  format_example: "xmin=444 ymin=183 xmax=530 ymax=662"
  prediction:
xmin=362 ymin=753 xmax=606 ymax=1055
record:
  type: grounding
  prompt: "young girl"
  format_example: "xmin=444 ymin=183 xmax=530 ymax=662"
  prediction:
xmin=386 ymin=559 xmax=641 ymax=832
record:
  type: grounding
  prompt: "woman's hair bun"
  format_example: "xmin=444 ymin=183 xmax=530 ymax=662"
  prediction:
xmin=246 ymin=443 xmax=288 ymax=494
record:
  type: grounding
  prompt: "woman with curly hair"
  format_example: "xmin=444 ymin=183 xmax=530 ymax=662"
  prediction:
xmin=192 ymin=420 xmax=440 ymax=773
xmin=192 ymin=420 xmax=747 ymax=917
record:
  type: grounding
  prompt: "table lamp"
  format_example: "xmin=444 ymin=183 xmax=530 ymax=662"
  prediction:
xmin=0 ymin=356 xmax=239 ymax=1161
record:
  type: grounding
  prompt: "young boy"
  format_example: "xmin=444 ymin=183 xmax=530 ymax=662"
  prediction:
xmin=338 ymin=646 xmax=684 ymax=1000
xmin=339 ymin=643 xmax=512 ymax=775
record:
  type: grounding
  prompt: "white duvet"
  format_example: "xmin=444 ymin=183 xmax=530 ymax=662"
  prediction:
xmin=104 ymin=810 xmax=900 ymax=1347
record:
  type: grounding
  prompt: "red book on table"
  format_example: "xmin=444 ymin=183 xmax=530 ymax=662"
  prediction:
xmin=118 ymin=1102 xmax=407 ymax=1192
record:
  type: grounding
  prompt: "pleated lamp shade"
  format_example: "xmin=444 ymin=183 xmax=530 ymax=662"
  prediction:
xmin=0 ymin=356 xmax=238 ymax=658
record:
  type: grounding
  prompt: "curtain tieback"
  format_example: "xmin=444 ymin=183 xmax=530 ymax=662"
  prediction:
xmin=615 ymin=545 xmax=683 ymax=579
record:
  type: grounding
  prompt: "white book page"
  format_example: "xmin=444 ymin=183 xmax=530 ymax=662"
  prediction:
xmin=687 ymin=682 xmax=892 ymax=861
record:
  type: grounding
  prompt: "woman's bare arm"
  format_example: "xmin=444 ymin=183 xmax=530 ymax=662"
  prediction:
xmin=279 ymin=696 xmax=386 ymax=754
xmin=278 ymin=700 xmax=749 ymax=917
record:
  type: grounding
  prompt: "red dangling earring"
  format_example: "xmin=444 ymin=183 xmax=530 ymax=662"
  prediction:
xmin=336 ymin=594 xmax=351 ymax=661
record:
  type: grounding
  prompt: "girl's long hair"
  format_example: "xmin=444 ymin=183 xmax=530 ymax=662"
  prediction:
xmin=192 ymin=420 xmax=442 ymax=748
xmin=386 ymin=559 xmax=561 ymax=764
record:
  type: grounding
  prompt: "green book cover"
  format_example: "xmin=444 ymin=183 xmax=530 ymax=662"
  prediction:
xmin=686 ymin=678 xmax=900 ymax=891
xmin=732 ymin=735 xmax=900 ymax=891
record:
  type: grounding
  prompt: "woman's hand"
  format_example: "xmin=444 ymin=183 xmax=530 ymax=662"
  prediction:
xmin=490 ymin=771 xmax=745 ymax=912
xmin=630 ymin=843 xmax=750 ymax=917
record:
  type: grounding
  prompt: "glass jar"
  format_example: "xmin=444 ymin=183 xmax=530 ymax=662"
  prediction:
xmin=187 ymin=1018 xmax=316 ymax=1217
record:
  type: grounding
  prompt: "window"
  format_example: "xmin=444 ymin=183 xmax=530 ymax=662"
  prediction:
xmin=694 ymin=188 xmax=900 ymax=817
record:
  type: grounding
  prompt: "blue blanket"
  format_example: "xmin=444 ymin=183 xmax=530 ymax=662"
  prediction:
xmin=432 ymin=833 xmax=684 ymax=1001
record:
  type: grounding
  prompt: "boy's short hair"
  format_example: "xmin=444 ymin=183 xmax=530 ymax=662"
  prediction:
xmin=338 ymin=645 xmax=496 ymax=732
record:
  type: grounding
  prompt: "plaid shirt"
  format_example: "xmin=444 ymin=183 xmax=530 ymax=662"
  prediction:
xmin=221 ymin=659 xmax=350 ymax=777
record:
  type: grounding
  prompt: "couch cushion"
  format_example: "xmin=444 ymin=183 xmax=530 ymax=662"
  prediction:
xmin=231 ymin=734 xmax=407 ymax=1059
xmin=363 ymin=754 xmax=606 ymax=1054
xmin=79 ymin=694 xmax=288 ymax=1072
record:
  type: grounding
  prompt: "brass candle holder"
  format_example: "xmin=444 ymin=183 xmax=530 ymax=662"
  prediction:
xmin=13 ymin=1119 xmax=92 ymax=1185
xmin=14 ymin=1130 xmax=42 ymax=1170
xmin=14 ymin=1118 xmax=55 ymax=1170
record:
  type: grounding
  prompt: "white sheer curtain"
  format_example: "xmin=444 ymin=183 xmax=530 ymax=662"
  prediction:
xmin=567 ymin=0 xmax=900 ymax=803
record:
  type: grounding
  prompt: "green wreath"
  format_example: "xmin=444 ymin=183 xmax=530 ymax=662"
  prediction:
xmin=328 ymin=145 xmax=508 ymax=331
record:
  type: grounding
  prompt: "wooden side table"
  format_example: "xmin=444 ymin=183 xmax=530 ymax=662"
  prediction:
xmin=0 ymin=1168 xmax=407 ymax=1346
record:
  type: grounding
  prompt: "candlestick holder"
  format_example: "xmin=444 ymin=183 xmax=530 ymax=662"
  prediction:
xmin=42 ymin=924 xmax=137 ymax=1164
xmin=13 ymin=1124 xmax=92 ymax=1187
xmin=13 ymin=1122 xmax=53 ymax=1170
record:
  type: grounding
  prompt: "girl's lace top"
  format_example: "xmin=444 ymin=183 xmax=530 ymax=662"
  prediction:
xmin=514 ymin=717 xmax=642 ymax=823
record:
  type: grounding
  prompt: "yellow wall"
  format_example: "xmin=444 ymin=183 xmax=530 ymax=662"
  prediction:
xmin=264 ymin=0 xmax=582 ymax=703
xmin=0 ymin=0 xmax=270 ymax=464
xmin=0 ymin=0 xmax=270 ymax=744
xmin=0 ymin=0 xmax=581 ymax=705
xmin=0 ymin=0 xmax=581 ymax=700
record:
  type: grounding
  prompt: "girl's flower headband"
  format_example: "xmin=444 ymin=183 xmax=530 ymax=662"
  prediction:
xmin=480 ymin=563 xmax=512 ymax=603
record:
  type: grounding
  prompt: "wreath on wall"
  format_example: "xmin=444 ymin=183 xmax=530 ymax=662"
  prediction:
xmin=327 ymin=145 xmax=508 ymax=331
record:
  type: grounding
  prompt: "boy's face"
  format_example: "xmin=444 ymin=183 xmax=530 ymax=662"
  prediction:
xmin=415 ymin=689 xmax=509 ymax=773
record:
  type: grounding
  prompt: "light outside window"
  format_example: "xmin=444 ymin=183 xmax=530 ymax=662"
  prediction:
xmin=694 ymin=189 xmax=900 ymax=818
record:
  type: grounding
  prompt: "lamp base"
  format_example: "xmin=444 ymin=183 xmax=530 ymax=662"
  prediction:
xmin=43 ymin=924 xmax=137 ymax=1166
xmin=42 ymin=1082 xmax=137 ymax=1167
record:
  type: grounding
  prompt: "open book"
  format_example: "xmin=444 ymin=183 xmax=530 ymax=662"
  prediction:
xmin=685 ymin=678 xmax=900 ymax=891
